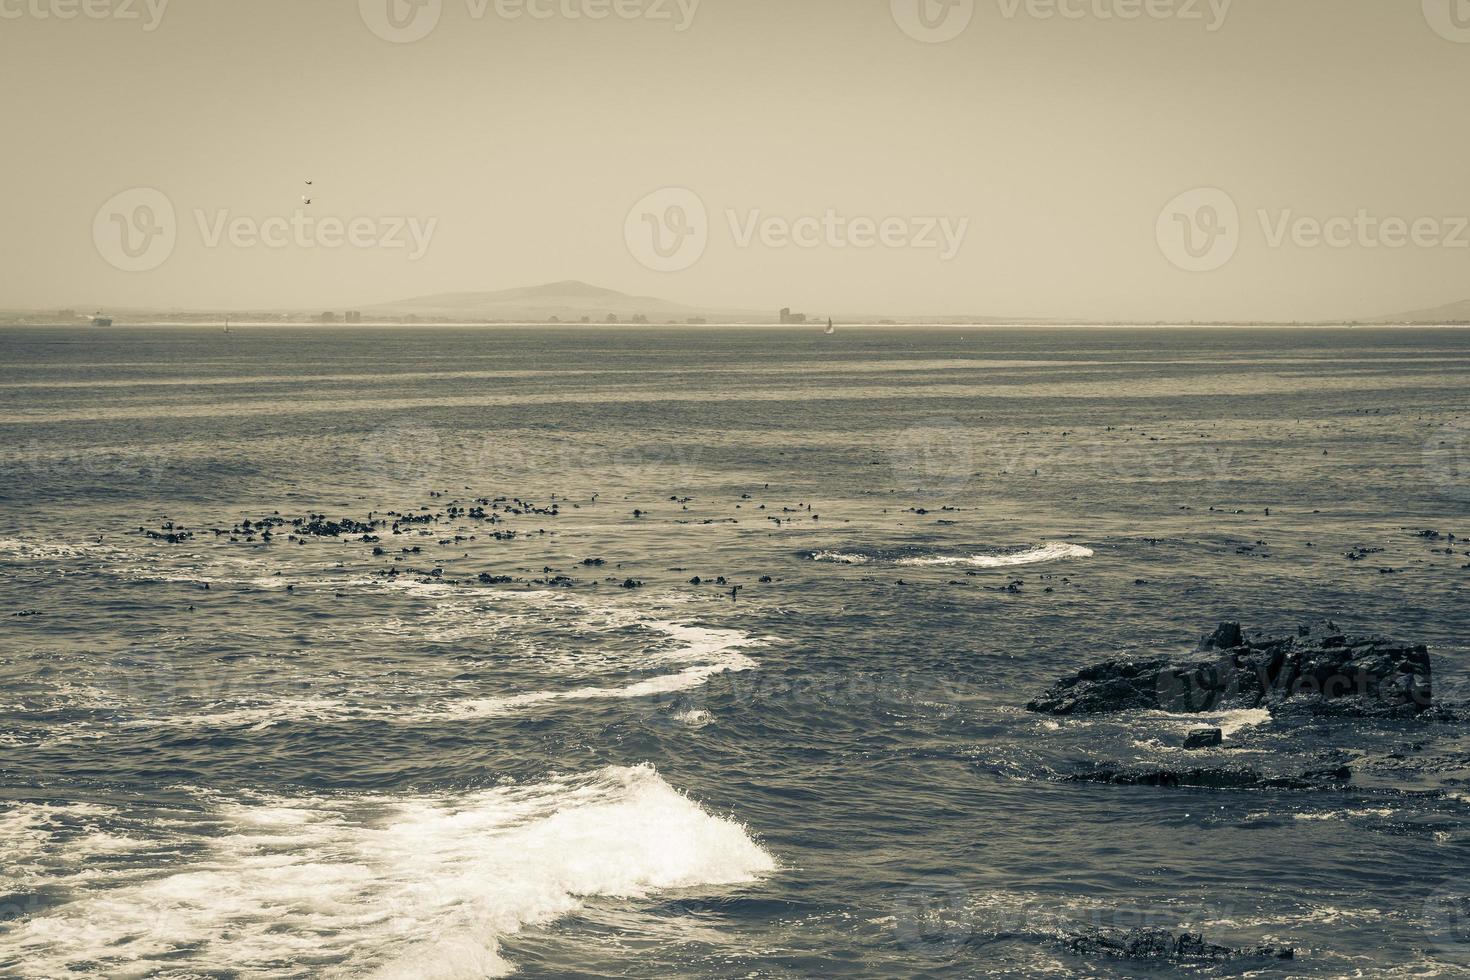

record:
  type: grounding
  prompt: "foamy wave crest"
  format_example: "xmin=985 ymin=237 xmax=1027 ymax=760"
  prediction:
xmin=0 ymin=766 xmax=775 ymax=978
xmin=809 ymin=551 xmax=873 ymax=565
xmin=426 ymin=621 xmax=756 ymax=720
xmin=894 ymin=543 xmax=1094 ymax=568
xmin=1147 ymin=706 xmax=1271 ymax=739
xmin=0 ymin=537 xmax=96 ymax=561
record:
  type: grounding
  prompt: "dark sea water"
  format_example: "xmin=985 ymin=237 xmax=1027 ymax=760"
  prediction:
xmin=1 ymin=325 xmax=1467 ymax=978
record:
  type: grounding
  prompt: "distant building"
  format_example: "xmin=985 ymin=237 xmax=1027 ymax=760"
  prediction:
xmin=779 ymin=307 xmax=807 ymax=325
xmin=344 ymin=311 xmax=363 ymax=324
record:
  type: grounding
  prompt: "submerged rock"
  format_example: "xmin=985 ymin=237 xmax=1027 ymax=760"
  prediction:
xmin=1183 ymin=727 xmax=1223 ymax=749
xmin=1061 ymin=927 xmax=1293 ymax=964
xmin=1026 ymin=620 xmax=1432 ymax=719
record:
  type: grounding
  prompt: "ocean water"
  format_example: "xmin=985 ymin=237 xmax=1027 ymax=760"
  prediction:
xmin=0 ymin=324 xmax=1467 ymax=978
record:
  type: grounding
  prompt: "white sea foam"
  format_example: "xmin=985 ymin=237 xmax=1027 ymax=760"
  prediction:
xmin=1293 ymin=807 xmax=1397 ymax=822
xmin=427 ymin=621 xmax=756 ymax=720
xmin=1147 ymin=706 xmax=1271 ymax=738
xmin=893 ymin=542 xmax=1095 ymax=568
xmin=809 ymin=551 xmax=872 ymax=564
xmin=0 ymin=765 xmax=775 ymax=979
xmin=0 ymin=537 xmax=92 ymax=561
xmin=811 ymin=542 xmax=1093 ymax=568
xmin=115 ymin=613 xmax=759 ymax=730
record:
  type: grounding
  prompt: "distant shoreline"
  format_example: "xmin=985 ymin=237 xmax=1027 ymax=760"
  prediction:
xmin=3 ymin=320 xmax=1470 ymax=330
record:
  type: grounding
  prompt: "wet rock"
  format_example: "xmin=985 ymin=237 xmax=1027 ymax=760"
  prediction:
xmin=1183 ymin=727 xmax=1223 ymax=749
xmin=296 ymin=517 xmax=377 ymax=537
xmin=1027 ymin=620 xmax=1433 ymax=719
xmin=143 ymin=528 xmax=193 ymax=544
xmin=1060 ymin=927 xmax=1293 ymax=964
xmin=1067 ymin=765 xmax=1350 ymax=791
xmin=1197 ymin=621 xmax=1242 ymax=651
xmin=1025 ymin=657 xmax=1174 ymax=715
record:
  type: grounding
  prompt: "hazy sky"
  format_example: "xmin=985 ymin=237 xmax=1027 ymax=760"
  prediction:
xmin=2 ymin=0 xmax=1468 ymax=320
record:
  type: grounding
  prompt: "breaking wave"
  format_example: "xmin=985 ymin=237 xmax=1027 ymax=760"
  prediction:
xmin=810 ymin=542 xmax=1094 ymax=568
xmin=0 ymin=765 xmax=775 ymax=979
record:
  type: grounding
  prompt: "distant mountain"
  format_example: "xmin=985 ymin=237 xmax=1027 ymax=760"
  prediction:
xmin=1369 ymin=296 xmax=1470 ymax=324
xmin=363 ymin=280 xmax=758 ymax=323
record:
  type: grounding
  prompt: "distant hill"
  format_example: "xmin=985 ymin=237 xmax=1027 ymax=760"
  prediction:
xmin=1369 ymin=296 xmax=1470 ymax=324
xmin=363 ymin=280 xmax=758 ymax=323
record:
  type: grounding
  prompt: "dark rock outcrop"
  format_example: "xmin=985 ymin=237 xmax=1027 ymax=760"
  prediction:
xmin=1060 ymin=927 xmax=1293 ymax=964
xmin=1027 ymin=620 xmax=1432 ymax=719
xmin=1183 ymin=727 xmax=1223 ymax=749
xmin=1066 ymin=764 xmax=1351 ymax=791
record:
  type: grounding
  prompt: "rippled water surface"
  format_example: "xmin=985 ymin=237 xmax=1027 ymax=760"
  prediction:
xmin=1 ymin=325 xmax=1467 ymax=977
